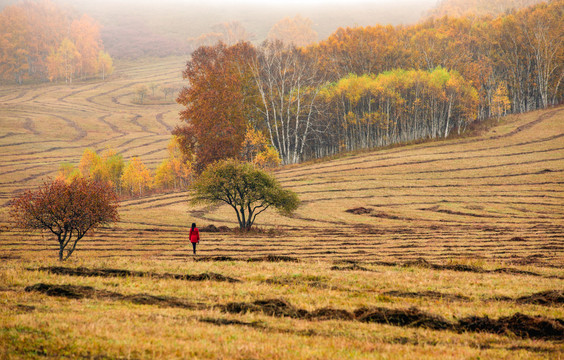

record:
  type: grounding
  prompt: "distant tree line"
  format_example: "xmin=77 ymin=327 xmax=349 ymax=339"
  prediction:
xmin=58 ymin=132 xmax=278 ymax=197
xmin=426 ymin=0 xmax=545 ymax=18
xmin=174 ymin=0 xmax=562 ymax=168
xmin=0 ymin=0 xmax=113 ymax=84
xmin=58 ymin=138 xmax=192 ymax=197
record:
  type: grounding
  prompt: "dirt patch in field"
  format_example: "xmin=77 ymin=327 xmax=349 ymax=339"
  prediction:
xmin=401 ymin=258 xmax=548 ymax=277
xmin=330 ymin=264 xmax=375 ymax=272
xmin=200 ymin=224 xmax=231 ymax=233
xmin=403 ymin=258 xmax=478 ymax=272
xmin=345 ymin=207 xmax=373 ymax=215
xmin=370 ymin=212 xmax=409 ymax=220
xmin=382 ymin=290 xmax=470 ymax=302
xmin=25 ymin=283 xmax=204 ymax=310
xmin=247 ymin=255 xmax=300 ymax=263
xmin=509 ymin=236 xmax=527 ymax=242
xmin=12 ymin=304 xmax=36 ymax=313
xmin=36 ymin=266 xmax=240 ymax=283
xmin=310 ymin=308 xmax=355 ymax=321
xmin=24 ymin=283 xmax=120 ymax=300
xmin=492 ymin=268 xmax=541 ymax=277
xmin=121 ymin=293 xmax=196 ymax=308
xmin=457 ymin=313 xmax=564 ymax=340
xmin=515 ymin=290 xmax=564 ymax=306
xmin=264 ymin=276 xmax=329 ymax=289
xmin=223 ymin=298 xmax=309 ymax=318
xmin=355 ymin=306 xmax=454 ymax=330
xmin=199 ymin=317 xmax=265 ymax=328
xmin=194 ymin=256 xmax=238 ymax=262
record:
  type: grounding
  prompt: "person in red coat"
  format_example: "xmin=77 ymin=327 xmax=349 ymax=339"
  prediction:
xmin=189 ymin=223 xmax=200 ymax=255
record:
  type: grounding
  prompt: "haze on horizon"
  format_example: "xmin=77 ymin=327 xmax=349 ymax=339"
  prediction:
xmin=1 ymin=0 xmax=439 ymax=58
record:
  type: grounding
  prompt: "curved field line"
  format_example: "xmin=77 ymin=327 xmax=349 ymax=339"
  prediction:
xmin=23 ymin=118 xmax=40 ymax=135
xmin=281 ymin=155 xmax=564 ymax=183
xmin=156 ymin=112 xmax=173 ymax=132
xmin=97 ymin=114 xmax=126 ymax=135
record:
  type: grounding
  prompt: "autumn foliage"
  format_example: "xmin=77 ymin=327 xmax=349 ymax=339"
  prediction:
xmin=59 ymin=141 xmax=192 ymax=198
xmin=0 ymin=0 xmax=112 ymax=84
xmin=174 ymin=42 xmax=259 ymax=173
xmin=10 ymin=178 xmax=119 ymax=260
xmin=176 ymin=0 xmax=562 ymax=165
xmin=426 ymin=0 xmax=545 ymax=18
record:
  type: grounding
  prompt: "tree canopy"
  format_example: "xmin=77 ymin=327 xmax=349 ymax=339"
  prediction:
xmin=10 ymin=178 xmax=120 ymax=260
xmin=0 ymin=0 xmax=112 ymax=84
xmin=174 ymin=0 xmax=562 ymax=165
xmin=191 ymin=160 xmax=299 ymax=230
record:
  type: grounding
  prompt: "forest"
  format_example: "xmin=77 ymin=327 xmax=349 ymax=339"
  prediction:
xmin=175 ymin=0 xmax=563 ymax=168
xmin=0 ymin=0 xmax=113 ymax=84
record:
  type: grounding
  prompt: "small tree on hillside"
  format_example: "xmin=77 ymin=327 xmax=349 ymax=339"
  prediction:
xmin=191 ymin=160 xmax=299 ymax=230
xmin=10 ymin=178 xmax=119 ymax=261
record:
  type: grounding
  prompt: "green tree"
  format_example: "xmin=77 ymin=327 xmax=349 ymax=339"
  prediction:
xmin=191 ymin=160 xmax=299 ymax=230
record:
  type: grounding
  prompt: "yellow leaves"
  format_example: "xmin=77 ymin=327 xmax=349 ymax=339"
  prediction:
xmin=491 ymin=82 xmax=511 ymax=118
xmin=97 ymin=50 xmax=113 ymax=80
xmin=254 ymin=146 xmax=281 ymax=170
xmin=154 ymin=159 xmax=176 ymax=190
xmin=121 ymin=157 xmax=152 ymax=197
xmin=241 ymin=127 xmax=281 ymax=170
xmin=78 ymin=149 xmax=101 ymax=179
xmin=60 ymin=141 xmax=194 ymax=198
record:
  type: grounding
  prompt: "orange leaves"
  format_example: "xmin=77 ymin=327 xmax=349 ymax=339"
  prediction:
xmin=176 ymin=42 xmax=257 ymax=172
xmin=0 ymin=5 xmax=29 ymax=84
xmin=10 ymin=177 xmax=119 ymax=260
xmin=0 ymin=0 xmax=111 ymax=84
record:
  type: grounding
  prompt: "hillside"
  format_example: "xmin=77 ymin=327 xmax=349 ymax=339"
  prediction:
xmin=0 ymin=56 xmax=563 ymax=359
xmin=0 ymin=55 xmax=562 ymax=265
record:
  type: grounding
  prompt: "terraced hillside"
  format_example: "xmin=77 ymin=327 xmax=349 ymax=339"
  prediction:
xmin=0 ymin=56 xmax=186 ymax=201
xmin=1 ymin=57 xmax=563 ymax=359
xmin=0 ymin=57 xmax=563 ymax=265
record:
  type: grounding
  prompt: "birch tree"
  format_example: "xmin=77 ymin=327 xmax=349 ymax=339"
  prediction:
xmin=251 ymin=41 xmax=326 ymax=164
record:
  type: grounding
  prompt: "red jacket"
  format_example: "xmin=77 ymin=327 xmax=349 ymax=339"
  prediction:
xmin=189 ymin=227 xmax=200 ymax=243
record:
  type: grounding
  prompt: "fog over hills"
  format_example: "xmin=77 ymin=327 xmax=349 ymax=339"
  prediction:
xmin=0 ymin=0 xmax=438 ymax=58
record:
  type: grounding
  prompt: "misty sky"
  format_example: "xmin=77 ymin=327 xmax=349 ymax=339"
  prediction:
xmin=0 ymin=0 xmax=440 ymax=57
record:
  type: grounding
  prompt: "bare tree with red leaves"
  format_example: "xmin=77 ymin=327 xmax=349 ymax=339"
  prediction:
xmin=10 ymin=178 xmax=119 ymax=261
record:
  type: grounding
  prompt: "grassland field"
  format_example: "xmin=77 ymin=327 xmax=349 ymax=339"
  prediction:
xmin=0 ymin=56 xmax=563 ymax=359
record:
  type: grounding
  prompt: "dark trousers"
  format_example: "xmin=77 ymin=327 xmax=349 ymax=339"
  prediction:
xmin=192 ymin=242 xmax=197 ymax=254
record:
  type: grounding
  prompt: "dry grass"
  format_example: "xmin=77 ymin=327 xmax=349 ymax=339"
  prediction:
xmin=0 ymin=57 xmax=563 ymax=359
